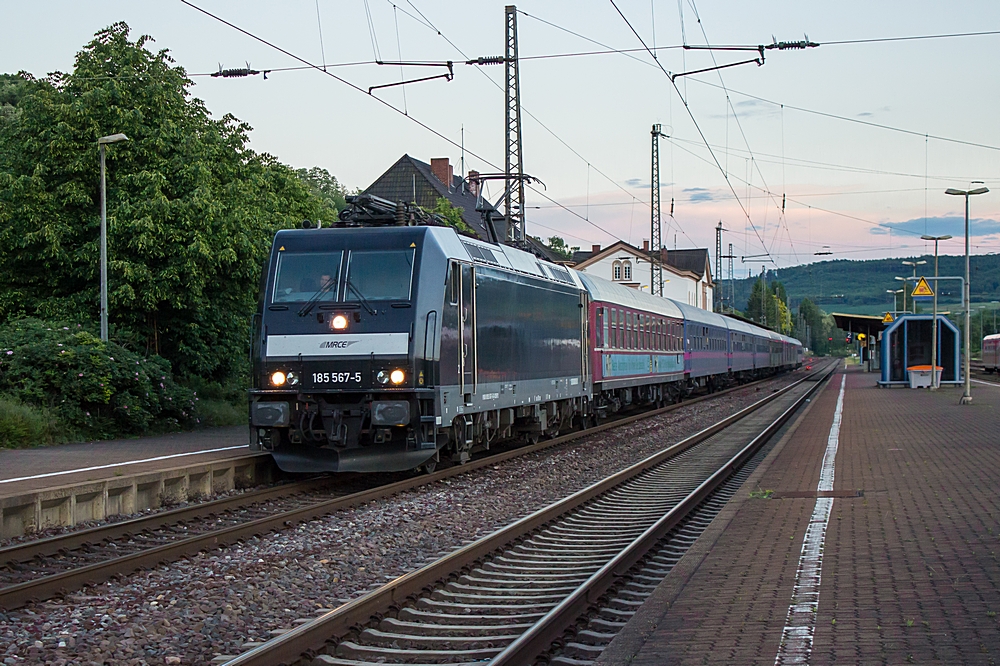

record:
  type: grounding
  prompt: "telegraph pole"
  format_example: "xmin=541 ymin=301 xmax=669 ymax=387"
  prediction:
xmin=650 ymin=124 xmax=667 ymax=296
xmin=504 ymin=5 xmax=526 ymax=244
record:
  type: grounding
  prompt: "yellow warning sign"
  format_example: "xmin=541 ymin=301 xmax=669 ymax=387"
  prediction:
xmin=882 ymin=312 xmax=895 ymax=323
xmin=278 ymin=246 xmax=285 ymax=251
xmin=911 ymin=277 xmax=934 ymax=297
xmin=410 ymin=242 xmax=417 ymax=247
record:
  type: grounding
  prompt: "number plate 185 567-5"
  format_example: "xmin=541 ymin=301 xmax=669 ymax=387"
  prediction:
xmin=310 ymin=371 xmax=363 ymax=386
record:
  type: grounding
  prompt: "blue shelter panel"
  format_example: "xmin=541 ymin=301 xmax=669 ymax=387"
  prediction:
xmin=880 ymin=314 xmax=960 ymax=385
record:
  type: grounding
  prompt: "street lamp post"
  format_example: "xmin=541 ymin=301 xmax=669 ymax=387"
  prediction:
xmin=887 ymin=289 xmax=903 ymax=317
xmin=945 ymin=184 xmax=989 ymax=404
xmin=98 ymin=133 xmax=129 ymax=342
xmin=901 ymin=259 xmax=927 ymax=314
xmin=921 ymin=234 xmax=951 ymax=389
xmin=894 ymin=277 xmax=909 ymax=314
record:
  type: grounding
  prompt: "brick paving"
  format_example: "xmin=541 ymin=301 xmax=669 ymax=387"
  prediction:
xmin=597 ymin=367 xmax=1000 ymax=666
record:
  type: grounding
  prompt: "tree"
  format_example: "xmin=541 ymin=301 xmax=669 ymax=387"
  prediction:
xmin=0 ymin=23 xmax=324 ymax=382
xmin=295 ymin=166 xmax=349 ymax=225
xmin=429 ymin=197 xmax=476 ymax=236
xmin=746 ymin=278 xmax=793 ymax=334
xmin=543 ymin=236 xmax=579 ymax=262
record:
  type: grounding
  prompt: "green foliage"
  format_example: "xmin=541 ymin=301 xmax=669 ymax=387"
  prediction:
xmin=429 ymin=197 xmax=476 ymax=236
xmin=543 ymin=236 xmax=579 ymax=262
xmin=0 ymin=396 xmax=64 ymax=448
xmin=0 ymin=318 xmax=196 ymax=439
xmin=295 ymin=166 xmax=349 ymax=226
xmin=0 ymin=23 xmax=324 ymax=382
xmin=745 ymin=279 xmax=793 ymax=334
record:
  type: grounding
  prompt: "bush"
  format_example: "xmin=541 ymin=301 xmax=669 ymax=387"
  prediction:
xmin=0 ymin=318 xmax=197 ymax=439
xmin=0 ymin=396 xmax=64 ymax=448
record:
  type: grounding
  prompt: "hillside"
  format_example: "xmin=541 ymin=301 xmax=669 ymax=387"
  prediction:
xmin=729 ymin=254 xmax=1000 ymax=316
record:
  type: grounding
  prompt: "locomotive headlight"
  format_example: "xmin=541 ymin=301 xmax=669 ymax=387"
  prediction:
xmin=270 ymin=371 xmax=287 ymax=387
xmin=286 ymin=372 xmax=299 ymax=386
xmin=376 ymin=370 xmax=390 ymax=385
xmin=331 ymin=314 xmax=349 ymax=330
xmin=390 ymin=369 xmax=405 ymax=385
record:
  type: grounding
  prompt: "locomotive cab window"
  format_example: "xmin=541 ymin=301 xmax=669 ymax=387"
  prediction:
xmin=346 ymin=249 xmax=415 ymax=301
xmin=272 ymin=251 xmax=344 ymax=303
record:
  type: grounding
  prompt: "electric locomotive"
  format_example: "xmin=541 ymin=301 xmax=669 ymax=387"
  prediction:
xmin=249 ymin=197 xmax=589 ymax=473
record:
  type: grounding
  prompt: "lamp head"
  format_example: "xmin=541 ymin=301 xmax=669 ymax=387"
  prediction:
xmin=969 ymin=186 xmax=990 ymax=196
xmin=945 ymin=188 xmax=965 ymax=196
xmin=921 ymin=234 xmax=952 ymax=241
xmin=98 ymin=133 xmax=129 ymax=145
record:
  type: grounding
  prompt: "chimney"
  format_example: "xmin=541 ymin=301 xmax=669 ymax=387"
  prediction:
xmin=430 ymin=158 xmax=452 ymax=190
xmin=468 ymin=170 xmax=480 ymax=197
xmin=643 ymin=240 xmax=650 ymax=252
xmin=591 ymin=244 xmax=601 ymax=254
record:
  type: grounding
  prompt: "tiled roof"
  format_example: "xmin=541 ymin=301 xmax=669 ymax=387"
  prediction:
xmin=364 ymin=155 xmax=502 ymax=242
xmin=659 ymin=248 xmax=712 ymax=282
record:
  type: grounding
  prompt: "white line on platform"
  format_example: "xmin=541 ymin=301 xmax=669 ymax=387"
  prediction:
xmin=971 ymin=378 xmax=1000 ymax=387
xmin=774 ymin=374 xmax=846 ymax=666
xmin=0 ymin=445 xmax=249 ymax=485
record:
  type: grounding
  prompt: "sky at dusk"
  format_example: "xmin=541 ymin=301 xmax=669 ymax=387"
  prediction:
xmin=5 ymin=1 xmax=1000 ymax=274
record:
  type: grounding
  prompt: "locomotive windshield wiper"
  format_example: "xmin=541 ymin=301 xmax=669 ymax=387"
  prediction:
xmin=297 ymin=277 xmax=338 ymax=317
xmin=347 ymin=278 xmax=377 ymax=316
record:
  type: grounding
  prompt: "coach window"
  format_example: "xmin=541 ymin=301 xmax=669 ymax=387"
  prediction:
xmin=596 ymin=307 xmax=605 ymax=348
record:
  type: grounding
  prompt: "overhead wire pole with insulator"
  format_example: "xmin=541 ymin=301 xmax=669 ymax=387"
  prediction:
xmin=650 ymin=124 xmax=668 ymax=296
xmin=505 ymin=5 xmax=526 ymax=244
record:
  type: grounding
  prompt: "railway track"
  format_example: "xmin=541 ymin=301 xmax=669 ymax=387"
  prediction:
xmin=0 ymin=370 xmax=806 ymax=611
xmin=220 ymin=361 xmax=836 ymax=666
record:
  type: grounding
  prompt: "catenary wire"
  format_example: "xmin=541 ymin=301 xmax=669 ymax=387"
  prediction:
xmin=609 ymin=0 xmax=774 ymax=264
xmin=179 ymin=0 xmax=629 ymax=245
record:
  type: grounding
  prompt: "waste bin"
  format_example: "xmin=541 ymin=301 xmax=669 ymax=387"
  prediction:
xmin=906 ymin=365 xmax=942 ymax=388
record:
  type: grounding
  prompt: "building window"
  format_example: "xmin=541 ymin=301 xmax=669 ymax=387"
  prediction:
xmin=613 ymin=261 xmax=622 ymax=281
xmin=623 ymin=261 xmax=632 ymax=281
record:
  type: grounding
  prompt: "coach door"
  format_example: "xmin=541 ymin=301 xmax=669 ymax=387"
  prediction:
xmin=460 ymin=263 xmax=477 ymax=398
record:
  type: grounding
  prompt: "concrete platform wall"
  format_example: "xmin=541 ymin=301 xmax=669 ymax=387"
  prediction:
xmin=0 ymin=454 xmax=275 ymax=538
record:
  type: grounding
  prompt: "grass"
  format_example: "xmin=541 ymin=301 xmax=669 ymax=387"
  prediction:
xmin=194 ymin=398 xmax=245 ymax=427
xmin=0 ymin=395 xmax=66 ymax=448
xmin=749 ymin=488 xmax=775 ymax=499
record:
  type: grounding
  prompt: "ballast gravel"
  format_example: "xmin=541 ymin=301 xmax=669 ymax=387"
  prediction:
xmin=0 ymin=373 xmax=806 ymax=665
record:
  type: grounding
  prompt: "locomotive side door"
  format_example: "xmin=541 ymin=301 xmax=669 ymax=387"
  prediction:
xmin=460 ymin=263 xmax=477 ymax=398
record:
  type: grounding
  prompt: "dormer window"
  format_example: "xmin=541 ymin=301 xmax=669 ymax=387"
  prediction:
xmin=613 ymin=261 xmax=622 ymax=281
xmin=623 ymin=261 xmax=632 ymax=281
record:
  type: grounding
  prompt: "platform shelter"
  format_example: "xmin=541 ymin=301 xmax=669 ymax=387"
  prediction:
xmin=831 ymin=312 xmax=885 ymax=372
xmin=878 ymin=313 xmax=960 ymax=386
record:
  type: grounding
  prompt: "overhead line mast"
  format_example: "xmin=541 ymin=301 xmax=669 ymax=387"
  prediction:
xmin=650 ymin=124 xmax=668 ymax=296
xmin=505 ymin=5 xmax=526 ymax=244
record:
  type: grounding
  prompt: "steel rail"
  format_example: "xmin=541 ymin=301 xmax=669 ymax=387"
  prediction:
xmin=222 ymin=361 xmax=835 ymax=666
xmin=0 ymin=477 xmax=337 ymax=565
xmin=0 ymin=370 xmax=797 ymax=611
xmin=491 ymin=363 xmax=834 ymax=664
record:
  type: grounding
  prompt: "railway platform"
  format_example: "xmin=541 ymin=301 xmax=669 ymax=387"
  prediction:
xmin=0 ymin=426 xmax=275 ymax=538
xmin=597 ymin=364 xmax=1000 ymax=665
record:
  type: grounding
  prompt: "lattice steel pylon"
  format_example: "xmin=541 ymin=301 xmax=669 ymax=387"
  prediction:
xmin=504 ymin=5 xmax=526 ymax=244
xmin=650 ymin=124 xmax=666 ymax=296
